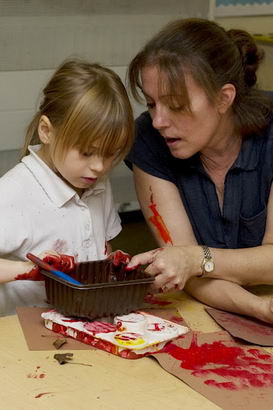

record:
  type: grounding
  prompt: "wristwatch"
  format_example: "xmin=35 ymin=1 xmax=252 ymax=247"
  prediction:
xmin=199 ymin=245 xmax=215 ymax=277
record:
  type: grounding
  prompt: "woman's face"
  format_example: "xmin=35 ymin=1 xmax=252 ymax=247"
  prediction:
xmin=141 ymin=65 xmax=225 ymax=159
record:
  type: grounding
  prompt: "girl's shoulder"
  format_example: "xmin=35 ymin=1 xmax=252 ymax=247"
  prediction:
xmin=0 ymin=162 xmax=29 ymax=201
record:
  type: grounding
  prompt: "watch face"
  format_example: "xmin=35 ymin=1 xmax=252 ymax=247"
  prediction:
xmin=204 ymin=260 xmax=214 ymax=273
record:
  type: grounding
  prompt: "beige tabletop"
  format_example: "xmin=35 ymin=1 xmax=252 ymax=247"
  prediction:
xmin=1 ymin=287 xmax=273 ymax=410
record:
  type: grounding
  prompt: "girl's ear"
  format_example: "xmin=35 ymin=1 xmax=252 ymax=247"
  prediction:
xmin=38 ymin=115 xmax=55 ymax=144
xmin=217 ymin=83 xmax=236 ymax=115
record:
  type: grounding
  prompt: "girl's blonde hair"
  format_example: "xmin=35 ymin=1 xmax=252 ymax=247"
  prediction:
xmin=22 ymin=59 xmax=134 ymax=161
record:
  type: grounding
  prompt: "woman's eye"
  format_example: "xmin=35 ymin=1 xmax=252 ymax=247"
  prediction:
xmin=146 ymin=102 xmax=155 ymax=110
xmin=169 ymin=105 xmax=185 ymax=112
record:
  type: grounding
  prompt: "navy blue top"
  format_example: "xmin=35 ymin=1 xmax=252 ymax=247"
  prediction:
xmin=126 ymin=111 xmax=273 ymax=249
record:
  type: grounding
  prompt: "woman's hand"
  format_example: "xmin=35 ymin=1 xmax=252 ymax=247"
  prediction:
xmin=127 ymin=246 xmax=202 ymax=293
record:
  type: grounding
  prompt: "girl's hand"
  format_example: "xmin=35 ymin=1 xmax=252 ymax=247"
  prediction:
xmin=107 ymin=249 xmax=131 ymax=266
xmin=15 ymin=251 xmax=75 ymax=281
xmin=127 ymin=246 xmax=202 ymax=292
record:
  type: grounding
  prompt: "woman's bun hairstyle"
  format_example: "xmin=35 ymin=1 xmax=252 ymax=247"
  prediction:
xmin=227 ymin=29 xmax=264 ymax=88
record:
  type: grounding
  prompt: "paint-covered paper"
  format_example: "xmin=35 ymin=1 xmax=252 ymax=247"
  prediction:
xmin=152 ymin=331 xmax=273 ymax=410
xmin=206 ymin=307 xmax=273 ymax=346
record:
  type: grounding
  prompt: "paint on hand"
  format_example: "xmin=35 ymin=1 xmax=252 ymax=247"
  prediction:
xmin=163 ymin=332 xmax=273 ymax=390
xmin=15 ymin=254 xmax=75 ymax=281
xmin=148 ymin=189 xmax=173 ymax=245
xmin=15 ymin=266 xmax=44 ymax=281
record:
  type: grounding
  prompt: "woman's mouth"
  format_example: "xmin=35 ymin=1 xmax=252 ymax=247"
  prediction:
xmin=165 ymin=137 xmax=181 ymax=146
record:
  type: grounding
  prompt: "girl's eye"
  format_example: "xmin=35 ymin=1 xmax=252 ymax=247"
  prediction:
xmin=82 ymin=152 xmax=94 ymax=157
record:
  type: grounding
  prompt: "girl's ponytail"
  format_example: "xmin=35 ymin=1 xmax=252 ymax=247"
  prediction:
xmin=21 ymin=112 xmax=41 ymax=158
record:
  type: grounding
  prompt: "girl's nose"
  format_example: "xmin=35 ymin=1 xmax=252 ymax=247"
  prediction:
xmin=151 ymin=106 xmax=169 ymax=130
xmin=89 ymin=156 xmax=104 ymax=173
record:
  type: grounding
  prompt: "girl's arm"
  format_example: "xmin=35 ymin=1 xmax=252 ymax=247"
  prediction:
xmin=0 ymin=258 xmax=35 ymax=283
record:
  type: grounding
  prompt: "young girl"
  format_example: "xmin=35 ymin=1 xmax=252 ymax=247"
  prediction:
xmin=0 ymin=59 xmax=134 ymax=316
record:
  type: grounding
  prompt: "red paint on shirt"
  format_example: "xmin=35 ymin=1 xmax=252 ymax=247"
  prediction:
xmin=148 ymin=192 xmax=173 ymax=245
xmin=162 ymin=333 xmax=273 ymax=390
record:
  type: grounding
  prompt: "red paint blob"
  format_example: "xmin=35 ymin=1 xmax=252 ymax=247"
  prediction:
xmin=144 ymin=294 xmax=172 ymax=306
xmin=163 ymin=333 xmax=273 ymax=390
xmin=35 ymin=392 xmax=53 ymax=398
xmin=27 ymin=366 xmax=46 ymax=379
xmin=83 ymin=321 xmax=117 ymax=334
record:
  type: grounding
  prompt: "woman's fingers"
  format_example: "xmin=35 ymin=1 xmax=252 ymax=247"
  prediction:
xmin=127 ymin=248 xmax=162 ymax=269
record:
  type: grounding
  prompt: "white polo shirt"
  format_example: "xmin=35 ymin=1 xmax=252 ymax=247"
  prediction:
xmin=0 ymin=145 xmax=121 ymax=315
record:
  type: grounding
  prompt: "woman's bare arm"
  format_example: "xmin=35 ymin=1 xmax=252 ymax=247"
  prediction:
xmin=132 ymin=165 xmax=273 ymax=287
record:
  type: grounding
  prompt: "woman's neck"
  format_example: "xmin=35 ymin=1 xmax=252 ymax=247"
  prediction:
xmin=201 ymin=136 xmax=242 ymax=175
xmin=200 ymin=115 xmax=242 ymax=175
xmin=199 ymin=122 xmax=242 ymax=212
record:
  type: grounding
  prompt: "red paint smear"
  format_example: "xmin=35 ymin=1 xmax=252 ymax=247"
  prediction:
xmin=149 ymin=323 xmax=162 ymax=331
xmin=15 ymin=266 xmax=44 ymax=281
xmin=83 ymin=321 xmax=117 ymax=333
xmin=170 ymin=316 xmax=184 ymax=324
xmin=148 ymin=192 xmax=173 ymax=245
xmin=15 ymin=254 xmax=75 ymax=281
xmin=27 ymin=366 xmax=46 ymax=379
xmin=163 ymin=333 xmax=273 ymax=390
xmin=50 ymin=322 xmax=154 ymax=359
xmin=217 ymin=311 xmax=273 ymax=336
xmin=144 ymin=294 xmax=171 ymax=306
xmin=35 ymin=392 xmax=53 ymax=398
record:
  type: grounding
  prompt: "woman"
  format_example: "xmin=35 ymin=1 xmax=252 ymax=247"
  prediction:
xmin=126 ymin=18 xmax=273 ymax=323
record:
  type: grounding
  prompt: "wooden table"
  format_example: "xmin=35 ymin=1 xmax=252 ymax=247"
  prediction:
xmin=1 ymin=288 xmax=272 ymax=410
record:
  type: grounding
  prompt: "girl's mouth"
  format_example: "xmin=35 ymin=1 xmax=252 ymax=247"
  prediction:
xmin=81 ymin=177 xmax=97 ymax=184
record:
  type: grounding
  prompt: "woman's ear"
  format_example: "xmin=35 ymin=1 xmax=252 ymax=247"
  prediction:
xmin=38 ymin=115 xmax=55 ymax=144
xmin=217 ymin=83 xmax=236 ymax=114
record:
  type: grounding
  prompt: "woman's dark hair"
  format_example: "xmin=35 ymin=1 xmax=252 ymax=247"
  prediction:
xmin=129 ymin=18 xmax=273 ymax=137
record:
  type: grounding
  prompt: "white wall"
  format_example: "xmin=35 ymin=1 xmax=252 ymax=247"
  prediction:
xmin=0 ymin=0 xmax=211 ymax=208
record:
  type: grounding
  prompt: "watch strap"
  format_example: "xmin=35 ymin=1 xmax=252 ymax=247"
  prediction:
xmin=199 ymin=245 xmax=213 ymax=277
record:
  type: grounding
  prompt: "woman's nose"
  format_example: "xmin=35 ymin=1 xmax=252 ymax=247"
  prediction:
xmin=152 ymin=106 xmax=169 ymax=130
xmin=89 ymin=156 xmax=104 ymax=173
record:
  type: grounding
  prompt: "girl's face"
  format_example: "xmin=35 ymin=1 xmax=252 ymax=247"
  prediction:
xmin=141 ymin=65 xmax=228 ymax=159
xmin=53 ymin=147 xmax=115 ymax=193
xmin=38 ymin=116 xmax=117 ymax=194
